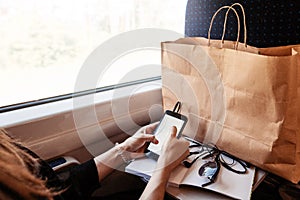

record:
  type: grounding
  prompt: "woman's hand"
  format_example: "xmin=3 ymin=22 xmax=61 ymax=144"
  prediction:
xmin=156 ymin=126 xmax=189 ymax=174
xmin=94 ymin=123 xmax=159 ymax=182
xmin=140 ymin=126 xmax=189 ymax=200
xmin=119 ymin=123 xmax=159 ymax=159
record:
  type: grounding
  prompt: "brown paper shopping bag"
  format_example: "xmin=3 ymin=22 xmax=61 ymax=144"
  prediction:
xmin=161 ymin=4 xmax=300 ymax=183
xmin=296 ymin=46 xmax=300 ymax=183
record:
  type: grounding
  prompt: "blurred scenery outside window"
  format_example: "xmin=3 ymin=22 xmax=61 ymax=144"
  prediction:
xmin=0 ymin=0 xmax=187 ymax=108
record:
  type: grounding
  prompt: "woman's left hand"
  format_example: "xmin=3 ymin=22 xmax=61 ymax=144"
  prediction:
xmin=119 ymin=123 xmax=159 ymax=158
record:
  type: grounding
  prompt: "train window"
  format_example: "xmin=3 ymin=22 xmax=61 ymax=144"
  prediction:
xmin=0 ymin=0 xmax=187 ymax=109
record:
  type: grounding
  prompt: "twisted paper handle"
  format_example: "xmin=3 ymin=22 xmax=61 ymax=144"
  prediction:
xmin=223 ymin=3 xmax=247 ymax=48
xmin=208 ymin=3 xmax=247 ymax=49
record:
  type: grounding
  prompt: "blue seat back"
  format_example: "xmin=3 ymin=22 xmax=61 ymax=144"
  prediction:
xmin=185 ymin=0 xmax=300 ymax=47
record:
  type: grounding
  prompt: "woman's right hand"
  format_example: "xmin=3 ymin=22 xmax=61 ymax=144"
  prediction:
xmin=156 ymin=126 xmax=189 ymax=174
xmin=140 ymin=126 xmax=189 ymax=200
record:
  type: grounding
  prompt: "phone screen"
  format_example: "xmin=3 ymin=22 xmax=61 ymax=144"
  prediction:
xmin=147 ymin=111 xmax=187 ymax=156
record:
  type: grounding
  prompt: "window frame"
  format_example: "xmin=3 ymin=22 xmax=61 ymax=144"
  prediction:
xmin=2 ymin=78 xmax=163 ymax=161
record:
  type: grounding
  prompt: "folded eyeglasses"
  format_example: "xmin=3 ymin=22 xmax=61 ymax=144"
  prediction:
xmin=183 ymin=136 xmax=250 ymax=187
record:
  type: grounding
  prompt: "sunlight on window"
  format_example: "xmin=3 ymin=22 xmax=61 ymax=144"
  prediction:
xmin=0 ymin=0 xmax=187 ymax=107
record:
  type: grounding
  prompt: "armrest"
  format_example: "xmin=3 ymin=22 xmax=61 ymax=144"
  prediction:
xmin=48 ymin=156 xmax=80 ymax=171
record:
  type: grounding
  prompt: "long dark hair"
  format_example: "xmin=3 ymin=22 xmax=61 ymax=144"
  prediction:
xmin=0 ymin=128 xmax=56 ymax=200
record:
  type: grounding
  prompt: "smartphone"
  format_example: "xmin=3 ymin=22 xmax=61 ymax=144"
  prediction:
xmin=146 ymin=110 xmax=188 ymax=160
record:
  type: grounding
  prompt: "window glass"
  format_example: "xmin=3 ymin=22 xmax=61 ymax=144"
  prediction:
xmin=0 ymin=0 xmax=187 ymax=107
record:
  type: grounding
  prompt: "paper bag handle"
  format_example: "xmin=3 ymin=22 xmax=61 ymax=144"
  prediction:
xmin=223 ymin=3 xmax=247 ymax=48
xmin=208 ymin=3 xmax=247 ymax=49
xmin=208 ymin=6 xmax=240 ymax=49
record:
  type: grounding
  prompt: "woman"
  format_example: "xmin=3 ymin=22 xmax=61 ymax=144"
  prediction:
xmin=0 ymin=124 xmax=189 ymax=200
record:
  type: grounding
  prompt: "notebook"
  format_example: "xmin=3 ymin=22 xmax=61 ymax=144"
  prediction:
xmin=126 ymin=139 xmax=256 ymax=200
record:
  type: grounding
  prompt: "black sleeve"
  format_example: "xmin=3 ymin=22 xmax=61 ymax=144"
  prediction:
xmin=59 ymin=159 xmax=100 ymax=200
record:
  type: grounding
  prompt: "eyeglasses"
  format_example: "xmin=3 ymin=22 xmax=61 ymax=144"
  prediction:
xmin=198 ymin=156 xmax=220 ymax=187
xmin=182 ymin=137 xmax=215 ymax=168
xmin=183 ymin=137 xmax=249 ymax=187
xmin=199 ymin=148 xmax=250 ymax=187
xmin=182 ymin=138 xmax=215 ymax=168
